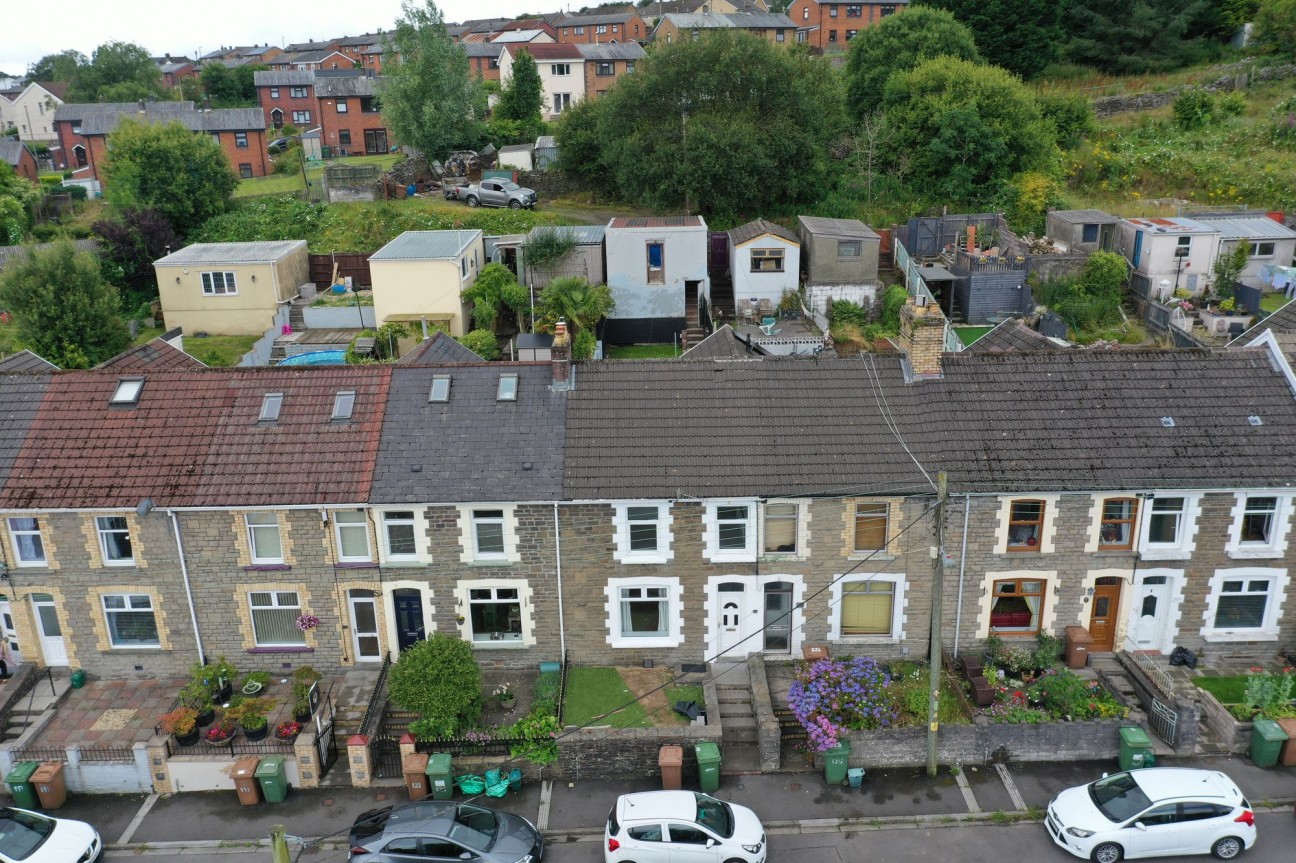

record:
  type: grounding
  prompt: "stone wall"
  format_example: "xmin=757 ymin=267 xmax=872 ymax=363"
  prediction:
xmin=558 ymin=721 xmax=723 ymax=781
xmin=517 ymin=169 xmax=581 ymax=201
xmin=1093 ymin=63 xmax=1296 ymax=119
xmin=1197 ymin=687 xmax=1251 ymax=755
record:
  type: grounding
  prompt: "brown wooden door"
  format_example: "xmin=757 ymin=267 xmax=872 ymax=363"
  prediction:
xmin=1088 ymin=578 xmax=1122 ymax=651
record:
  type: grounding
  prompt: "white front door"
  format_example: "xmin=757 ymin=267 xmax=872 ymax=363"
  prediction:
xmin=0 ymin=598 xmax=22 ymax=668
xmin=714 ymin=581 xmax=753 ymax=660
xmin=32 ymin=594 xmax=67 ymax=667
xmin=348 ymin=590 xmax=382 ymax=662
xmin=1128 ymin=575 xmax=1171 ymax=652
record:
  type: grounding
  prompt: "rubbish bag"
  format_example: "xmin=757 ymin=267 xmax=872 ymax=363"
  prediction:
xmin=1169 ymin=646 xmax=1197 ymax=669
xmin=673 ymin=700 xmax=700 ymax=721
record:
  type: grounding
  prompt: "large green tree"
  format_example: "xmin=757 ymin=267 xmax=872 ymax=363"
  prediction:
xmin=68 ymin=41 xmax=166 ymax=102
xmin=378 ymin=0 xmax=483 ymax=158
xmin=558 ymin=30 xmax=845 ymax=215
xmin=26 ymin=50 xmax=86 ymax=85
xmin=102 ymin=119 xmax=236 ymax=236
xmin=0 ymin=163 xmax=39 ymax=245
xmin=914 ymin=0 xmax=1064 ymax=80
xmin=92 ymin=208 xmax=179 ymax=311
xmin=1254 ymin=0 xmax=1296 ymax=57
xmin=494 ymin=49 xmax=544 ymax=143
xmin=882 ymin=56 xmax=1058 ymax=208
xmin=1067 ymin=1 xmax=1220 ymax=73
xmin=845 ymin=6 xmax=980 ymax=120
xmin=0 ymin=240 xmax=130 ymax=368
xmin=199 ymin=62 xmax=268 ymax=107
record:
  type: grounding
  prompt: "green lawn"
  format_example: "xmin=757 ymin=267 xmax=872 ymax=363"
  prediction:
xmin=1261 ymin=293 xmax=1291 ymax=314
xmin=562 ymin=667 xmax=651 ymax=728
xmin=953 ymin=326 xmax=994 ymax=345
xmin=606 ymin=344 xmax=680 ymax=359
xmin=233 ymin=153 xmax=401 ymax=198
xmin=663 ymin=684 xmax=706 ymax=725
xmin=183 ymin=334 xmax=260 ymax=367
xmin=1194 ymin=675 xmax=1248 ymax=705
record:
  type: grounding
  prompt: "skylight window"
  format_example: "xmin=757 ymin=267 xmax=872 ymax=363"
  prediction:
xmin=260 ymin=392 xmax=284 ymax=422
xmin=332 ymin=390 xmax=355 ymax=420
xmin=1248 ymin=415 xmax=1263 ymax=426
xmin=497 ymin=373 xmax=518 ymax=402
xmin=1160 ymin=416 xmax=1175 ymax=428
xmin=429 ymin=375 xmax=451 ymax=403
xmin=110 ymin=378 xmax=144 ymax=405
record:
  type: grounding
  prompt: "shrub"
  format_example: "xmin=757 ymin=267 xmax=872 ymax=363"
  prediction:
xmin=787 ymin=656 xmax=897 ymax=751
xmin=1172 ymin=90 xmax=1227 ymax=130
xmin=573 ymin=328 xmax=596 ymax=361
xmin=504 ymin=710 xmax=561 ymax=766
xmin=1037 ymin=91 xmax=1097 ymax=149
xmin=1243 ymin=665 xmax=1296 ymax=719
xmin=457 ymin=328 xmax=500 ymax=360
xmin=829 ymin=299 xmax=871 ymax=328
xmin=390 ymin=634 xmax=482 ymax=739
xmin=158 ymin=707 xmax=198 ymax=736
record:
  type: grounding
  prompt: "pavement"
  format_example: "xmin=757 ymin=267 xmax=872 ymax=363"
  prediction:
xmin=6 ymin=752 xmax=1291 ymax=855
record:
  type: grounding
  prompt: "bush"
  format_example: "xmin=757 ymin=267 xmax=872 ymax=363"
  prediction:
xmin=1037 ymin=91 xmax=1097 ymax=149
xmin=457 ymin=328 xmax=500 ymax=360
xmin=829 ymin=299 xmax=871 ymax=328
xmin=787 ymin=656 xmax=898 ymax=750
xmin=1172 ymin=89 xmax=1242 ymax=130
xmin=389 ymin=634 xmax=482 ymax=739
xmin=573 ymin=328 xmax=596 ymax=360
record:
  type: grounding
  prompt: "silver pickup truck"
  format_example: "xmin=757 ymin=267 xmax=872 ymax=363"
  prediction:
xmin=446 ymin=178 xmax=538 ymax=209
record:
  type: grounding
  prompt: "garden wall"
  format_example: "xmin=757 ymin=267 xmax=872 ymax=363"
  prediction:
xmin=1197 ymin=687 xmax=1251 ymax=755
xmin=828 ymin=716 xmax=1139 ymax=769
xmin=302 ymin=305 xmax=376 ymax=329
xmin=0 ymin=744 xmax=153 ymax=794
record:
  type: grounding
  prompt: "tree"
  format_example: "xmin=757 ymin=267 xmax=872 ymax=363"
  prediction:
xmin=845 ymin=6 xmax=980 ymax=120
xmin=68 ymin=41 xmax=166 ymax=102
xmin=1212 ymin=241 xmax=1251 ymax=298
xmin=388 ymin=634 xmax=481 ymax=739
xmin=915 ymin=0 xmax=1064 ymax=80
xmin=494 ymin=49 xmax=544 ymax=144
xmin=557 ymin=30 xmax=845 ymax=215
xmin=102 ymin=119 xmax=236 ymax=237
xmin=0 ymin=163 xmax=39 ymax=245
xmin=535 ymin=277 xmax=614 ymax=336
xmin=1067 ymin=1 xmax=1220 ymax=74
xmin=1254 ymin=0 xmax=1296 ymax=57
xmin=92 ymin=208 xmax=180 ymax=312
xmin=200 ymin=63 xmax=268 ymax=108
xmin=461 ymin=262 xmax=529 ymax=332
xmin=0 ymin=240 xmax=130 ymax=368
xmin=26 ymin=50 xmax=86 ymax=85
xmin=881 ymin=56 xmax=1058 ymax=208
xmin=378 ymin=0 xmax=483 ymax=158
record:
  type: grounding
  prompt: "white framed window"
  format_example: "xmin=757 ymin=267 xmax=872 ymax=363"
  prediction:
xmin=605 ymin=577 xmax=683 ymax=648
xmin=457 ymin=505 xmax=520 ymax=563
xmin=551 ymin=63 xmax=570 ymax=76
xmin=1138 ymin=494 xmax=1202 ymax=560
xmin=246 ymin=512 xmax=283 ymax=564
xmin=472 ymin=509 xmax=506 ymax=559
xmin=552 ymin=93 xmax=571 ymax=114
xmin=1248 ymin=241 xmax=1276 ymax=258
xmin=828 ymin=574 xmax=906 ymax=641
xmin=269 ymin=87 xmax=279 ymax=98
xmin=201 ymin=271 xmax=237 ymax=295
xmin=1226 ymin=494 xmax=1291 ymax=559
xmin=290 ymin=86 xmax=307 ymax=98
xmin=762 ymin=501 xmax=806 ymax=557
xmin=382 ymin=510 xmax=420 ymax=562
xmin=333 ymin=511 xmax=371 ymax=562
xmin=575 ymin=26 xmax=585 ymax=34
xmin=102 ymin=594 xmax=160 ymax=648
xmin=1201 ymin=567 xmax=1289 ymax=641
xmin=612 ymin=502 xmax=674 ymax=564
xmin=6 ymin=517 xmax=46 ymax=565
xmin=596 ymin=25 xmax=607 ymax=34
xmin=703 ymin=500 xmax=756 ymax=563
xmin=249 ymin=590 xmax=306 ymax=646
xmin=750 ymin=248 xmax=784 ymax=272
xmin=291 ymin=110 xmax=311 ymax=124
xmin=468 ymin=586 xmax=522 ymax=642
xmin=335 ymin=98 xmax=348 ymax=113
xmin=96 ymin=516 xmax=133 ymax=565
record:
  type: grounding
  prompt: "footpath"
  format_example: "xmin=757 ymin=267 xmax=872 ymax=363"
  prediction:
xmin=15 ymin=754 xmax=1295 ymax=856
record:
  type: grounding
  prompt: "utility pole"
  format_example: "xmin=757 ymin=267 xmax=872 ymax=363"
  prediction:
xmin=926 ymin=471 xmax=948 ymax=778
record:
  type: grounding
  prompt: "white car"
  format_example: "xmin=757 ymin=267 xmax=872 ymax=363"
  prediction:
xmin=604 ymin=791 xmax=766 ymax=863
xmin=0 ymin=807 xmax=101 ymax=863
xmin=1046 ymin=768 xmax=1256 ymax=862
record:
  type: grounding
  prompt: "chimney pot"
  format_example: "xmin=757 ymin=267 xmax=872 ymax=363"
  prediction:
xmin=551 ymin=319 xmax=572 ymax=386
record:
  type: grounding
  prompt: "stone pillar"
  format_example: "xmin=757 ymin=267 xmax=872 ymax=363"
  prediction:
xmin=146 ymin=735 xmax=172 ymax=794
xmin=399 ymin=732 xmax=416 ymax=760
xmin=295 ymin=731 xmax=321 ymax=789
xmin=348 ymin=734 xmax=371 ymax=788
xmin=132 ymin=742 xmax=150 ymax=793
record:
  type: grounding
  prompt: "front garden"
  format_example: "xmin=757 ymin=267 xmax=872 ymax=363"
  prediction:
xmin=1194 ymin=666 xmax=1296 ymax=722
xmin=978 ymin=635 xmax=1128 ymax=724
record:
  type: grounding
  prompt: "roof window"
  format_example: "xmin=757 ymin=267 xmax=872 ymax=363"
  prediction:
xmin=1160 ymin=416 xmax=1175 ymax=428
xmin=1248 ymin=415 xmax=1263 ymax=426
xmin=429 ymin=375 xmax=451 ymax=403
xmin=110 ymin=378 xmax=144 ymax=405
xmin=260 ymin=392 xmax=284 ymax=422
xmin=332 ymin=390 xmax=355 ymax=420
xmin=497 ymin=373 xmax=518 ymax=402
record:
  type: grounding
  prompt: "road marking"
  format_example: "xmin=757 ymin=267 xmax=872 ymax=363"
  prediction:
xmin=537 ymin=779 xmax=553 ymax=831
xmin=995 ymin=763 xmax=1027 ymax=811
xmin=117 ymin=792 xmax=159 ymax=844
xmin=955 ymin=767 xmax=981 ymax=813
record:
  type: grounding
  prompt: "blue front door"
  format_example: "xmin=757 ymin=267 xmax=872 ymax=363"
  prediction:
xmin=393 ymin=590 xmax=425 ymax=652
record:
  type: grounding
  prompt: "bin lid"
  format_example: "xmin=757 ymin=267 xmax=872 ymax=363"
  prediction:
xmin=6 ymin=761 xmax=40 ymax=781
xmin=694 ymin=741 xmax=721 ymax=761
xmin=404 ymin=753 xmax=430 ymax=772
xmin=255 ymin=756 xmax=285 ymax=775
xmin=1064 ymin=625 xmax=1094 ymax=643
xmin=426 ymin=753 xmax=452 ymax=772
xmin=1119 ymin=726 xmax=1152 ymax=746
xmin=232 ymin=756 xmax=260 ymax=777
xmin=658 ymin=745 xmax=684 ymax=766
xmin=1252 ymin=718 xmax=1290 ymax=741
xmin=30 ymin=762 xmax=63 ymax=781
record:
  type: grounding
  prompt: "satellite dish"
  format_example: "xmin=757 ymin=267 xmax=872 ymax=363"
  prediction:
xmin=136 ymin=499 xmax=155 ymax=517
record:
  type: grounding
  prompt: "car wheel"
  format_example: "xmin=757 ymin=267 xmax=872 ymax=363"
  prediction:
xmin=509 ymin=200 xmax=522 ymax=209
xmin=1212 ymin=836 xmax=1244 ymax=859
xmin=1091 ymin=842 xmax=1122 ymax=863
xmin=466 ymin=196 xmax=479 ymax=207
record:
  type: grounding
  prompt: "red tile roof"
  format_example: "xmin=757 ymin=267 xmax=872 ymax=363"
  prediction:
xmin=507 ymin=43 xmax=583 ymax=60
xmin=95 ymin=338 xmax=206 ymax=371
xmin=609 ymin=216 xmax=704 ymax=229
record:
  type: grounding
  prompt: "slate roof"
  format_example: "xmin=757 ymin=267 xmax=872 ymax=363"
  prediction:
xmin=0 ymin=140 xmax=28 ymax=168
xmin=659 ymin=12 xmax=796 ymax=29
xmin=0 ymin=367 xmax=391 ymax=509
xmin=575 ymin=43 xmax=647 ymax=61
xmin=396 ymin=332 xmax=485 ymax=365
xmin=155 ymin=241 xmax=306 ymax=266
xmin=609 ymin=216 xmax=704 ymax=229
xmin=79 ymin=107 xmax=265 ymax=135
xmin=1231 ymin=299 xmax=1296 ymax=359
xmin=678 ymin=324 xmax=768 ymax=361
xmin=315 ymin=76 xmax=379 ymax=98
xmin=729 ymin=219 xmax=798 ymax=246
xmin=1048 ymin=209 xmax=1119 ymax=225
xmin=0 ymin=351 xmax=57 ymax=372
xmin=54 ymin=102 xmax=194 ymax=123
xmin=371 ymin=364 xmax=565 ymax=503
xmin=965 ymin=320 xmax=1061 ymax=354
xmin=0 ymin=372 xmax=52 ymax=492
xmin=255 ymin=70 xmax=316 ymax=86
xmin=370 ymin=231 xmax=481 ymax=261
xmin=558 ymin=13 xmax=639 ymax=25
xmin=797 ymin=216 xmax=878 ymax=240
xmin=464 ymin=43 xmax=505 ymax=58
xmin=95 ymin=338 xmax=206 ymax=371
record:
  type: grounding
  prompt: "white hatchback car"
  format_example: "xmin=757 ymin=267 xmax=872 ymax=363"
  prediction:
xmin=1046 ymin=768 xmax=1256 ymax=862
xmin=0 ymin=807 xmax=102 ymax=863
xmin=604 ymin=791 xmax=766 ymax=863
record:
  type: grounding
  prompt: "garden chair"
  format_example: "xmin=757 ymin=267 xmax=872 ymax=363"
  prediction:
xmin=758 ymin=298 xmax=774 ymax=317
xmin=736 ymin=299 xmax=755 ymax=324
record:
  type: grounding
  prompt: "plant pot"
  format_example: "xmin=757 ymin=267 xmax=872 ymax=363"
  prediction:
xmin=174 ymin=727 xmax=201 ymax=747
xmin=205 ymin=733 xmax=236 ymax=747
xmin=499 ymin=695 xmax=517 ymax=712
xmin=195 ymin=707 xmax=216 ymax=727
xmin=275 ymin=732 xmax=300 ymax=745
xmin=243 ymin=723 xmax=268 ymax=742
xmin=216 ymin=684 xmax=233 ymax=702
xmin=294 ymin=708 xmax=312 ymax=724
xmin=242 ymin=681 xmax=264 ymax=695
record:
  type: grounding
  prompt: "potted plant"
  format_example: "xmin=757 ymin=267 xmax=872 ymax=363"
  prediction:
xmin=493 ymin=682 xmax=516 ymax=711
xmin=228 ymin=697 xmax=274 ymax=742
xmin=179 ymin=681 xmax=216 ymax=727
xmin=242 ymin=671 xmax=272 ymax=695
xmin=291 ymin=666 xmax=322 ymax=722
xmin=275 ymin=720 xmax=303 ymax=743
xmin=204 ymin=721 xmax=236 ymax=746
xmin=159 ymin=707 xmax=200 ymax=747
xmin=192 ymin=656 xmax=238 ymax=703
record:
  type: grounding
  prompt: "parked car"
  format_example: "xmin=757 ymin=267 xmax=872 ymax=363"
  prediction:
xmin=267 ymin=137 xmax=293 ymax=153
xmin=0 ymin=807 xmax=102 ymax=863
xmin=448 ymin=178 xmax=537 ymax=209
xmin=348 ymin=801 xmax=543 ymax=863
xmin=1046 ymin=768 xmax=1256 ymax=862
xmin=605 ymin=791 xmax=766 ymax=863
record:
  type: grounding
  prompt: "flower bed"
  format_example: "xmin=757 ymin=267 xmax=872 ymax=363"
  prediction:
xmin=978 ymin=636 xmax=1128 ymax=724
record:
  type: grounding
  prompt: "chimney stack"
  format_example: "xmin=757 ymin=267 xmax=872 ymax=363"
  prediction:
xmin=898 ymin=295 xmax=946 ymax=379
xmin=551 ymin=320 xmax=571 ymax=387
xmin=966 ymin=224 xmax=977 ymax=254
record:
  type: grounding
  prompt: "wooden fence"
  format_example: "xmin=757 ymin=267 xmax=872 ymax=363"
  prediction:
xmin=309 ymin=253 xmax=373 ymax=289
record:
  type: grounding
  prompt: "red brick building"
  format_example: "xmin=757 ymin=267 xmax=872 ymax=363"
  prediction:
xmin=577 ymin=42 xmax=645 ymax=99
xmin=76 ymin=105 xmax=268 ymax=185
xmin=314 ymin=75 xmax=390 ymax=156
xmin=254 ymin=70 xmax=319 ymax=130
xmin=52 ymin=101 xmax=195 ymax=172
xmin=556 ymin=12 xmax=651 ymax=44
xmin=465 ymin=43 xmax=504 ymax=83
xmin=0 ymin=139 xmax=38 ymax=182
xmin=785 ymin=0 xmax=907 ymax=51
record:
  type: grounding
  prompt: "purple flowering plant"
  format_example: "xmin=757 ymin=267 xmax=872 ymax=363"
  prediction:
xmin=787 ymin=656 xmax=898 ymax=751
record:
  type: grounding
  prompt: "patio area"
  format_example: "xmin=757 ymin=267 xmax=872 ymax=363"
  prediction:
xmin=730 ymin=317 xmax=829 ymax=356
xmin=35 ymin=678 xmax=188 ymax=748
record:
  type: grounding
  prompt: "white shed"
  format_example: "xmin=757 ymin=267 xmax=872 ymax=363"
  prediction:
xmin=498 ymin=143 xmax=534 ymax=172
xmin=728 ymin=219 xmax=800 ymax=311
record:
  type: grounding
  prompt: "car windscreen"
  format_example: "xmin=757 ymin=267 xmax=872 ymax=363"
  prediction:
xmin=448 ymin=804 xmax=498 ymax=851
xmin=694 ymin=793 xmax=733 ymax=838
xmin=501 ymin=181 xmax=520 ymax=191
xmin=1089 ymin=773 xmax=1153 ymax=823
xmin=0 ymin=808 xmax=56 ymax=860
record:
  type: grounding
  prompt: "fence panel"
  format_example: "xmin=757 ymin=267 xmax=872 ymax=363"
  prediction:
xmin=309 ymin=253 xmax=373 ymax=289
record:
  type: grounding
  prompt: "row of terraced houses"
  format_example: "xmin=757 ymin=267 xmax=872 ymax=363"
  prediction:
xmin=2 ymin=301 xmax=1295 ymax=694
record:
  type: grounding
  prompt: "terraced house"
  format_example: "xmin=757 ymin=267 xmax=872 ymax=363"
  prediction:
xmin=2 ymin=304 xmax=1296 ymax=695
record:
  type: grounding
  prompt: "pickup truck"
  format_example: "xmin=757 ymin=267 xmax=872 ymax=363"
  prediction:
xmin=445 ymin=178 xmax=538 ymax=209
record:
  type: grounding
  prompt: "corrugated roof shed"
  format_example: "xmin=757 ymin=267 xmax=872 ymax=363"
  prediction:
xmin=797 ymin=216 xmax=879 ymax=240
xmin=1191 ymin=215 xmax=1296 ymax=241
xmin=1048 ymin=209 xmax=1119 ymax=225
xmin=527 ymin=225 xmax=605 ymax=245
xmin=370 ymin=231 xmax=482 ymax=261
xmin=156 ymin=241 xmax=306 ymax=266
xmin=609 ymin=216 xmax=704 ymax=229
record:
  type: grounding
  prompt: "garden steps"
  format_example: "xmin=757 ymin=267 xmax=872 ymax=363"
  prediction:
xmin=719 ymin=742 xmax=762 ymax=775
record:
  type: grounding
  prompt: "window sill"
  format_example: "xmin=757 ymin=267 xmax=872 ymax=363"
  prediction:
xmin=609 ymin=636 xmax=683 ymax=649
xmin=1093 ymin=548 xmax=1136 ymax=555
xmin=833 ymin=635 xmax=899 ymax=644
xmin=335 ymin=561 xmax=379 ymax=569
xmin=104 ymin=646 xmax=164 ymax=652
xmin=247 ymin=646 xmax=314 ymax=654
xmin=470 ymin=640 xmax=528 ymax=650
xmin=1226 ymin=547 xmax=1283 ymax=560
xmin=1201 ymin=630 xmax=1277 ymax=643
xmin=1138 ymin=547 xmax=1192 ymax=561
xmin=762 ymin=553 xmax=807 ymax=563
xmin=465 ymin=559 xmax=514 ymax=567
xmin=245 ymin=564 xmax=291 ymax=572
xmin=989 ymin=631 xmax=1041 ymax=638
xmin=380 ymin=560 xmax=428 ymax=568
xmin=707 ymin=552 xmax=757 ymax=564
xmin=615 ymin=554 xmax=673 ymax=565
